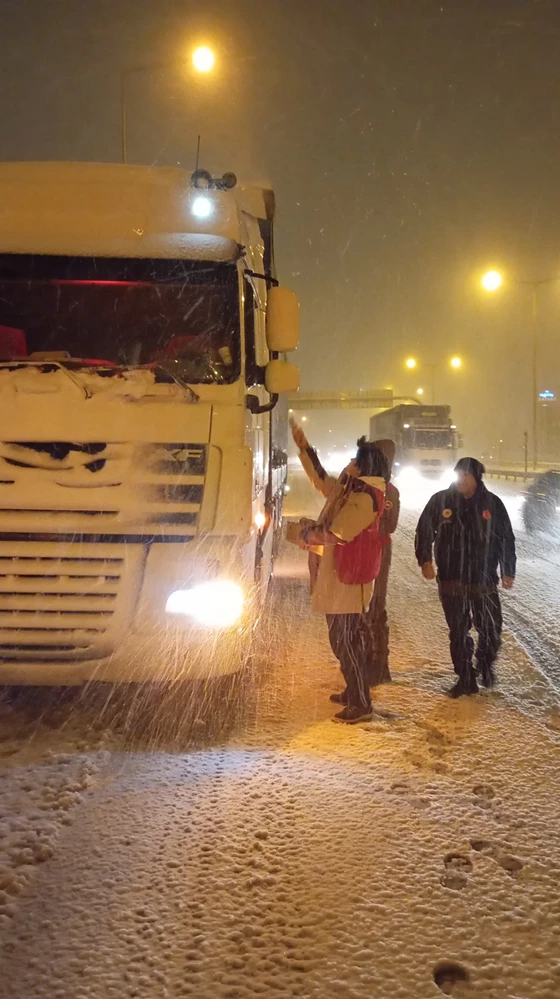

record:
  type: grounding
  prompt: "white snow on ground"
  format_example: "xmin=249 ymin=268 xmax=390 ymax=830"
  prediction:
xmin=0 ymin=471 xmax=559 ymax=999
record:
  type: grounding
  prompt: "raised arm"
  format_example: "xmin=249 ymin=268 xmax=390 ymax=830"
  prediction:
xmin=291 ymin=419 xmax=338 ymax=498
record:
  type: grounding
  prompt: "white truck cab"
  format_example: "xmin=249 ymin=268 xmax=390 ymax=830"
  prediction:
xmin=0 ymin=162 xmax=299 ymax=684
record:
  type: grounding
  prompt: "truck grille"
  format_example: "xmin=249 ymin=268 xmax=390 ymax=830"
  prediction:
xmin=0 ymin=540 xmax=145 ymax=660
xmin=0 ymin=441 xmax=207 ymax=537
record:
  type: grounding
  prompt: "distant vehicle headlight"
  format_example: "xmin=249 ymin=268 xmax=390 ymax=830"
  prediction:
xmin=439 ymin=469 xmax=456 ymax=487
xmin=397 ymin=466 xmax=421 ymax=483
xmin=166 ymin=581 xmax=244 ymax=628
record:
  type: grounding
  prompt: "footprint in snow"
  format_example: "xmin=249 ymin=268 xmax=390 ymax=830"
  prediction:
xmin=433 ymin=961 xmax=471 ymax=997
xmin=441 ymin=851 xmax=473 ymax=891
xmin=472 ymin=783 xmax=496 ymax=809
xmin=469 ymin=838 xmax=524 ymax=875
xmin=389 ymin=781 xmax=432 ymax=809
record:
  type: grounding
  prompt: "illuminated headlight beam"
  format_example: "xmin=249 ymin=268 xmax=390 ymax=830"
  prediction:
xmin=166 ymin=581 xmax=244 ymax=628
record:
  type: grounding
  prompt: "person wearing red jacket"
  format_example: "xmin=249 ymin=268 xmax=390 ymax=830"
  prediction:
xmin=292 ymin=421 xmax=391 ymax=721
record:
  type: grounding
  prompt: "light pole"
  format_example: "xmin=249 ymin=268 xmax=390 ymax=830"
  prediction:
xmin=404 ymin=357 xmax=462 ymax=405
xmin=120 ymin=47 xmax=216 ymax=164
xmin=481 ymin=270 xmax=558 ymax=471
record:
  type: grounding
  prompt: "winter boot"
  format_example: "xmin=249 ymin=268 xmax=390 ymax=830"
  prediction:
xmin=329 ymin=690 xmax=348 ymax=705
xmin=334 ymin=704 xmax=373 ymax=724
xmin=477 ymin=660 xmax=496 ymax=688
xmin=447 ymin=672 xmax=479 ymax=699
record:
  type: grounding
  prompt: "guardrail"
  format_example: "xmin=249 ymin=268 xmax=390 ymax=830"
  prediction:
xmin=485 ymin=468 xmax=536 ymax=482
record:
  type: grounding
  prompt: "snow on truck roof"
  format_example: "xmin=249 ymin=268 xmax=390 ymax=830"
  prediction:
xmin=0 ymin=161 xmax=273 ymax=260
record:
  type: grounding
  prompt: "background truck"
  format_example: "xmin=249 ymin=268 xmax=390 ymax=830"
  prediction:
xmin=0 ymin=161 xmax=299 ymax=685
xmin=369 ymin=403 xmax=460 ymax=482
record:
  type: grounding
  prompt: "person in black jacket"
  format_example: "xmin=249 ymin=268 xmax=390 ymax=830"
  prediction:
xmin=415 ymin=457 xmax=516 ymax=697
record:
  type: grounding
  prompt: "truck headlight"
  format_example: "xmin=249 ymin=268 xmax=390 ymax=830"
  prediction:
xmin=439 ymin=469 xmax=456 ymax=487
xmin=166 ymin=581 xmax=244 ymax=628
xmin=398 ymin=466 xmax=420 ymax=483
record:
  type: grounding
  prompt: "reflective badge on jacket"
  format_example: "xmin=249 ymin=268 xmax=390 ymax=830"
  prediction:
xmin=482 ymin=510 xmax=491 ymax=520
xmin=442 ymin=508 xmax=452 ymax=519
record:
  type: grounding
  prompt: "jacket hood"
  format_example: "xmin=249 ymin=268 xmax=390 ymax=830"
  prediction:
xmin=359 ymin=476 xmax=386 ymax=491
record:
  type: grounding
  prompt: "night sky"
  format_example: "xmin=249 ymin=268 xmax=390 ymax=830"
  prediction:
xmin=1 ymin=0 xmax=559 ymax=458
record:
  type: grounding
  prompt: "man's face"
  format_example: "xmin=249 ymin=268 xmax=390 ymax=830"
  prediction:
xmin=456 ymin=470 xmax=478 ymax=495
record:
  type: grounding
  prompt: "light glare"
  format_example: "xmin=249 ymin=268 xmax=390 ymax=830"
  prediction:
xmin=192 ymin=46 xmax=215 ymax=73
xmin=482 ymin=270 xmax=503 ymax=292
xmin=166 ymin=581 xmax=244 ymax=627
xmin=192 ymin=196 xmax=212 ymax=219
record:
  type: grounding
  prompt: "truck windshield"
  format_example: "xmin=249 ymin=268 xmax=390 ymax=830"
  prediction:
xmin=405 ymin=429 xmax=453 ymax=449
xmin=0 ymin=255 xmax=240 ymax=384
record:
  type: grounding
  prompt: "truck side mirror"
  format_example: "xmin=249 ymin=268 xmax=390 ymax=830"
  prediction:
xmin=266 ymin=287 xmax=300 ymax=353
xmin=265 ymin=359 xmax=300 ymax=395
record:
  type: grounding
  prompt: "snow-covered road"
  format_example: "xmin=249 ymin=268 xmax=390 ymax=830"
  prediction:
xmin=1 ymin=472 xmax=560 ymax=999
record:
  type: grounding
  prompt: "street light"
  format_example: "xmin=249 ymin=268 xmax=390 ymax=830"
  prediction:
xmin=481 ymin=270 xmax=503 ymax=292
xmin=403 ymin=357 xmax=462 ymax=404
xmin=481 ymin=267 xmax=558 ymax=470
xmin=192 ymin=46 xmax=215 ymax=73
xmin=120 ymin=45 xmax=217 ymax=163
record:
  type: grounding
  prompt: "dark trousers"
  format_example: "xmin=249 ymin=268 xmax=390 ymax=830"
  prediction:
xmin=440 ymin=591 xmax=503 ymax=682
xmin=363 ymin=543 xmax=392 ymax=685
xmin=326 ymin=614 xmax=372 ymax=710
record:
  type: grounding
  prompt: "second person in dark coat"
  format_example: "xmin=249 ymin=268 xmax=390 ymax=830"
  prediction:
xmin=415 ymin=457 xmax=516 ymax=697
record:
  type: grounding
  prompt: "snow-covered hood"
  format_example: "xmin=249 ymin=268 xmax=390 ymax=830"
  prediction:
xmin=0 ymin=363 xmax=197 ymax=401
xmin=0 ymin=363 xmax=211 ymax=444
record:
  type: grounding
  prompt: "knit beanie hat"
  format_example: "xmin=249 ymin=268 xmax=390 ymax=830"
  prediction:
xmin=454 ymin=456 xmax=485 ymax=482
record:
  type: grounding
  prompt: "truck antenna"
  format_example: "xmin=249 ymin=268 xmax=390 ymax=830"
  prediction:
xmin=195 ymin=135 xmax=201 ymax=172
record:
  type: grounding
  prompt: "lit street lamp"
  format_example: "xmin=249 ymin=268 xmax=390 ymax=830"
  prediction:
xmin=192 ymin=46 xmax=215 ymax=73
xmin=404 ymin=357 xmax=462 ymax=404
xmin=481 ymin=270 xmax=503 ymax=292
xmin=481 ymin=268 xmax=558 ymax=470
xmin=120 ymin=46 xmax=216 ymax=163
